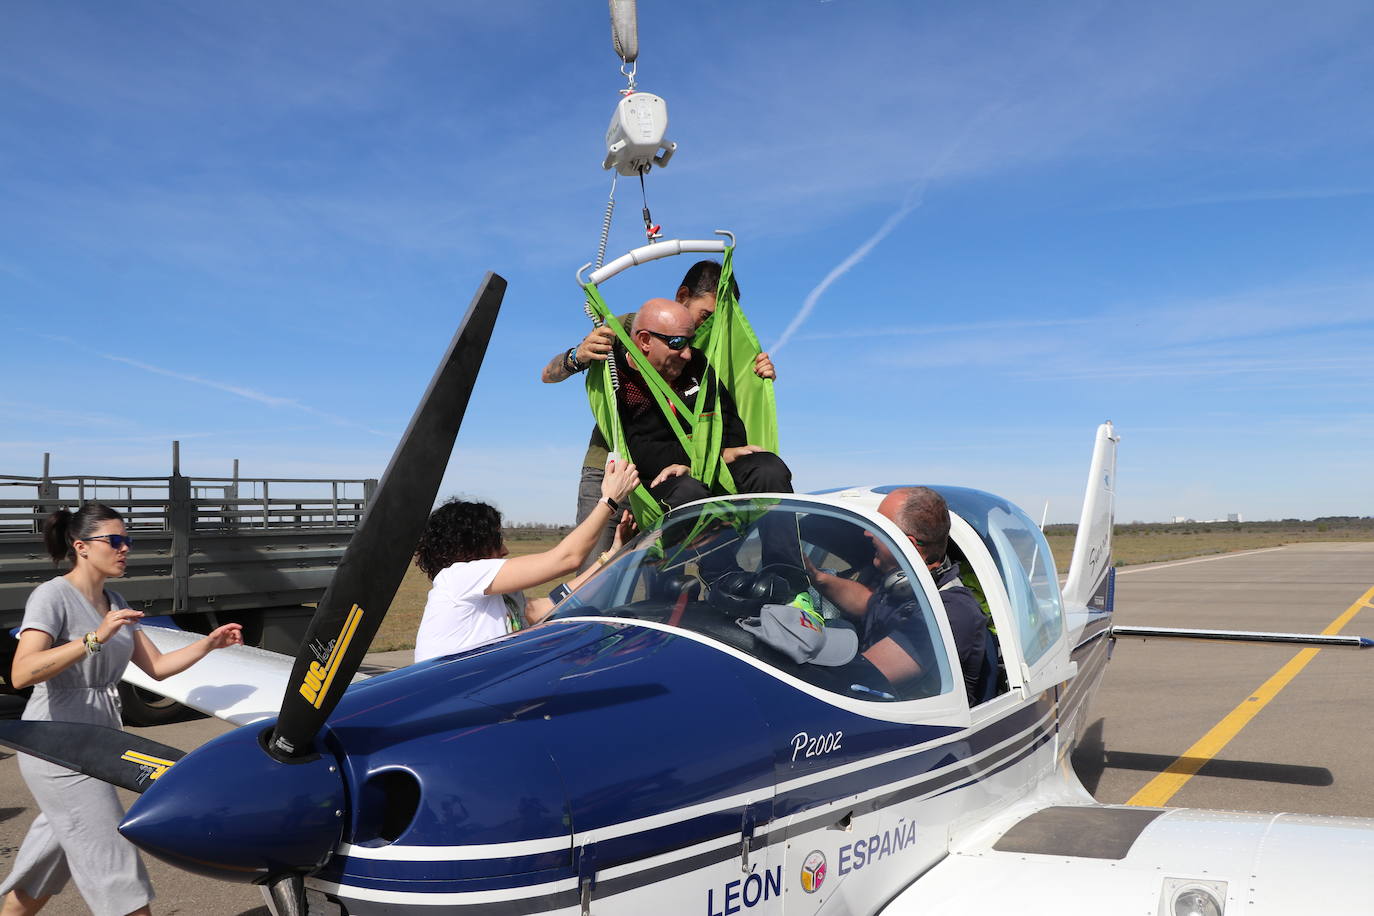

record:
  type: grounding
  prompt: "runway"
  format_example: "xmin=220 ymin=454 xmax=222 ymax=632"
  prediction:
xmin=1074 ymin=541 xmax=1374 ymax=817
xmin=2 ymin=541 xmax=1371 ymax=914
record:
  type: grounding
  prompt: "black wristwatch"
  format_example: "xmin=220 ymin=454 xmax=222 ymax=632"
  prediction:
xmin=604 ymin=496 xmax=621 ymax=514
xmin=563 ymin=347 xmax=586 ymax=374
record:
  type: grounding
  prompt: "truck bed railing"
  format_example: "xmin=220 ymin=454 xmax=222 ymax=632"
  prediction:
xmin=0 ymin=475 xmax=375 ymax=535
xmin=2 ymin=446 xmax=377 ymax=623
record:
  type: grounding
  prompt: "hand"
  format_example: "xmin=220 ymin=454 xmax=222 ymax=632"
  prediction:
xmin=611 ymin=510 xmax=638 ymax=550
xmin=722 ymin=445 xmax=764 ymax=464
xmin=651 ymin=464 xmax=690 ymax=488
xmin=577 ymin=326 xmax=616 ymax=364
xmin=753 ymin=352 xmax=776 ymax=380
xmin=95 ymin=607 xmax=144 ymax=644
xmin=601 ymin=455 xmax=641 ymax=503
xmin=205 ymin=623 xmax=244 ymax=651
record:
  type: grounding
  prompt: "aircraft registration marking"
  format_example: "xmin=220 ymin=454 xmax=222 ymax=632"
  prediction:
xmin=1127 ymin=583 xmax=1374 ymax=808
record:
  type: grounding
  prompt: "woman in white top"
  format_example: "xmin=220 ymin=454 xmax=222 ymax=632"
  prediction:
xmin=2 ymin=503 xmax=243 ymax=916
xmin=413 ymin=457 xmax=639 ymax=662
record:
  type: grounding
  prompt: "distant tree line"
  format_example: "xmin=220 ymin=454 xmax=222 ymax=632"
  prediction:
xmin=502 ymin=522 xmax=574 ymax=541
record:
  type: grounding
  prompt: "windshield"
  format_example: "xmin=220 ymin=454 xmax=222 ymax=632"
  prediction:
xmin=934 ymin=486 xmax=1065 ymax=666
xmin=553 ymin=498 xmax=952 ymax=702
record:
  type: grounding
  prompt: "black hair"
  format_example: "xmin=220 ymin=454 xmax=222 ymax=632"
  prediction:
xmin=414 ymin=499 xmax=504 ymax=580
xmin=677 ymin=259 xmax=741 ymax=302
xmin=42 ymin=503 xmax=124 ymax=566
xmin=892 ymin=487 xmax=950 ymax=563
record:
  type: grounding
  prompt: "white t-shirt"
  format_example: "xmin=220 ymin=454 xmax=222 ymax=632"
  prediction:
xmin=413 ymin=558 xmax=527 ymax=664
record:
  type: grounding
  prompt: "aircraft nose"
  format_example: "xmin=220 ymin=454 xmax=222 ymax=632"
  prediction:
xmin=119 ymin=724 xmax=346 ymax=882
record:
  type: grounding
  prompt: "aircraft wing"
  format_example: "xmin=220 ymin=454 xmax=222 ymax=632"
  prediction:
xmin=120 ymin=626 xmax=370 ymax=727
xmin=884 ymin=804 xmax=1374 ymax=915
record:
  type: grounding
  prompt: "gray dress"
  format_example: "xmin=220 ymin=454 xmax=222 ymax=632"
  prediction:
xmin=0 ymin=576 xmax=153 ymax=914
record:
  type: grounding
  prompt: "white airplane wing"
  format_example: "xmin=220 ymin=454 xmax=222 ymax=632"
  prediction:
xmin=120 ymin=625 xmax=370 ymax=727
xmin=885 ymin=804 xmax=1374 ymax=915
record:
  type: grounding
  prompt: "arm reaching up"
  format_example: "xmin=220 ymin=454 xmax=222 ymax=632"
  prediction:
xmin=488 ymin=457 xmax=639 ymax=595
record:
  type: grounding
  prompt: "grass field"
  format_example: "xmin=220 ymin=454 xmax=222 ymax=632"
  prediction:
xmin=373 ymin=519 xmax=1374 ymax=653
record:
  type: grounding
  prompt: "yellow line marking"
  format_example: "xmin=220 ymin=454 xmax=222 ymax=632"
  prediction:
xmin=1127 ymin=584 xmax=1374 ymax=808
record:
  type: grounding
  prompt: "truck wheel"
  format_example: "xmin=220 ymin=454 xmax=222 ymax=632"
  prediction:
xmin=118 ymin=682 xmax=193 ymax=727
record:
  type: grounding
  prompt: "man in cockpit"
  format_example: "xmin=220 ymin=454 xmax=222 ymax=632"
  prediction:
xmin=810 ymin=487 xmax=989 ymax=701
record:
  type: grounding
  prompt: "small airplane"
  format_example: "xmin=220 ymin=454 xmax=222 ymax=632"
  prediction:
xmin=4 ymin=265 xmax=1372 ymax=916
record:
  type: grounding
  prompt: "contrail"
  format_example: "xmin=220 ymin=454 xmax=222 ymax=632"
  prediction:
xmin=99 ymin=351 xmax=389 ymax=436
xmin=769 ymin=182 xmax=926 ymax=355
xmin=103 ymin=354 xmax=299 ymax=408
xmin=767 ymin=79 xmax=1028 ymax=355
xmin=36 ymin=332 xmax=390 ymax=436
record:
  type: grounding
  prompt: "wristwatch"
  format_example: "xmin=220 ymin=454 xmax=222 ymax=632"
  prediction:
xmin=604 ymin=496 xmax=621 ymax=514
xmin=563 ymin=347 xmax=586 ymax=374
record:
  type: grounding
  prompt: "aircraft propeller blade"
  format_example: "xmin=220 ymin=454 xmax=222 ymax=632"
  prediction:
xmin=265 ymin=873 xmax=309 ymax=915
xmin=0 ymin=719 xmax=184 ymax=794
xmin=266 ymin=273 xmax=506 ymax=760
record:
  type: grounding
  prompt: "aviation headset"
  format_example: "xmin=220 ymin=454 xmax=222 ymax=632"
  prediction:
xmin=878 ymin=554 xmax=954 ymax=604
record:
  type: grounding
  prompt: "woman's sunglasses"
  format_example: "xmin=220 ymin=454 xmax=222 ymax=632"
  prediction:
xmin=85 ymin=534 xmax=134 ymax=550
xmin=644 ymin=330 xmax=691 ymax=351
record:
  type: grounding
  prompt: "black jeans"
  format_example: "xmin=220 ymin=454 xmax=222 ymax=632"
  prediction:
xmin=649 ymin=452 xmax=799 ymax=578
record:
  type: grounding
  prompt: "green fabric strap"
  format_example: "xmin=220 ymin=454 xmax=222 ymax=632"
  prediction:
xmin=583 ymin=291 xmax=667 ymax=525
xmin=694 ymin=246 xmax=779 ymax=454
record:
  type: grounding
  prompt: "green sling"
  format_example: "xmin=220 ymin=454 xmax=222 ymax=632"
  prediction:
xmin=583 ymin=246 xmax=777 ymax=526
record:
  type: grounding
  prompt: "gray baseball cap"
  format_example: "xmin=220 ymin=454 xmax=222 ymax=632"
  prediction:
xmin=738 ymin=604 xmax=859 ymax=667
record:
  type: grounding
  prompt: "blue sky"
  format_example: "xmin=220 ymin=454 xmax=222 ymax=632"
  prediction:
xmin=2 ymin=1 xmax=1371 ymax=525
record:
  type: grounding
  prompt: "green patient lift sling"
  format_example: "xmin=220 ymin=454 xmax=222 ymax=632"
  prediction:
xmin=583 ymin=246 xmax=778 ymax=527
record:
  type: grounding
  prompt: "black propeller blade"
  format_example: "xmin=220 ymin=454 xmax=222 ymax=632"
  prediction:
xmin=267 ymin=272 xmax=506 ymax=760
xmin=0 ymin=720 xmax=185 ymax=794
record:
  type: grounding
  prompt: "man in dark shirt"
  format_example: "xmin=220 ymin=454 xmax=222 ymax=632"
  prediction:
xmin=618 ymin=298 xmax=792 ymax=509
xmin=811 ymin=487 xmax=988 ymax=701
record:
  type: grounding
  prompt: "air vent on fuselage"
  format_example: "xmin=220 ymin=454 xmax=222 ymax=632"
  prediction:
xmin=352 ymin=769 xmax=421 ymax=845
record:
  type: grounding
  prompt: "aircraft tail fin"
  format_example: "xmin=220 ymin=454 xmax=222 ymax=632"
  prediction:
xmin=1062 ymin=422 xmax=1120 ymax=613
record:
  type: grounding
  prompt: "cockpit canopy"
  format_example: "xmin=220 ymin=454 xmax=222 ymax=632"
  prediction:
xmin=551 ymin=489 xmax=1064 ymax=706
xmin=552 ymin=496 xmax=954 ymax=702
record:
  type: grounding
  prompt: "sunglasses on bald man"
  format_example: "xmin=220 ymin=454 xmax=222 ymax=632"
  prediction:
xmin=643 ymin=330 xmax=691 ymax=351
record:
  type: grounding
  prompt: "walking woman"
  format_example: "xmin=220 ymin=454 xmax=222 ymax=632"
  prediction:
xmin=1 ymin=503 xmax=243 ymax=916
xmin=413 ymin=456 xmax=639 ymax=663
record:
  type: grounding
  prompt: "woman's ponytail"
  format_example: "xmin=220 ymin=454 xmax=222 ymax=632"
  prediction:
xmin=41 ymin=508 xmax=74 ymax=564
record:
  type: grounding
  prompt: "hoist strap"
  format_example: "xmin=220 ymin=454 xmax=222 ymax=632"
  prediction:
xmin=609 ymin=0 xmax=639 ymax=63
xmin=693 ymin=247 xmax=779 ymax=454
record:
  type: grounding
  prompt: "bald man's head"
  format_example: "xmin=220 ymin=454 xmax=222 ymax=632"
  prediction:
xmin=631 ymin=298 xmax=694 ymax=381
xmin=877 ymin=487 xmax=950 ymax=569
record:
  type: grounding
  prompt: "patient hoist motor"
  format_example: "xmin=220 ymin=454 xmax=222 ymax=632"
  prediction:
xmin=603 ymin=90 xmax=676 ymax=177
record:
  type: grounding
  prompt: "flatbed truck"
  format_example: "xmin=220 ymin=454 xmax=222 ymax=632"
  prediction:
xmin=0 ymin=444 xmax=373 ymax=724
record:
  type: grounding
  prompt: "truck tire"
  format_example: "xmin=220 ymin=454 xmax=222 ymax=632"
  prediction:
xmin=118 ymin=682 xmax=194 ymax=727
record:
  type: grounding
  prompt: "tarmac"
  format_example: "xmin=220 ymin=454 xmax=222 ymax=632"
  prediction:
xmin=2 ymin=541 xmax=1372 ymax=914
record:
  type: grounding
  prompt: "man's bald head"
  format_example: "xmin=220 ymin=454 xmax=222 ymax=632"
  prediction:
xmin=632 ymin=298 xmax=693 ymax=336
xmin=877 ymin=486 xmax=950 ymax=568
xmin=630 ymin=298 xmax=694 ymax=381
